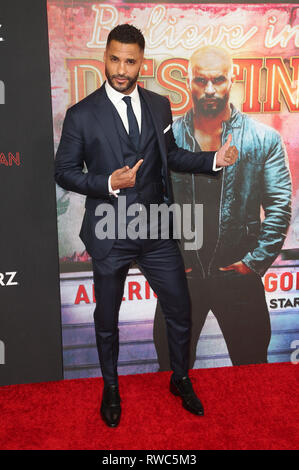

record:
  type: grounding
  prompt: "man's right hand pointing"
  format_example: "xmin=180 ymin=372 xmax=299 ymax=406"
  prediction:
xmin=216 ymin=134 xmax=238 ymax=168
xmin=110 ymin=159 xmax=144 ymax=190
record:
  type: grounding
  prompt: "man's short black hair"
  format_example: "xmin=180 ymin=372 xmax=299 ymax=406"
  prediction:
xmin=107 ymin=24 xmax=145 ymax=51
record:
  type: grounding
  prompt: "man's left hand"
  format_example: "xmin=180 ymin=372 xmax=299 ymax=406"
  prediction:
xmin=219 ymin=261 xmax=253 ymax=275
xmin=216 ymin=134 xmax=238 ymax=167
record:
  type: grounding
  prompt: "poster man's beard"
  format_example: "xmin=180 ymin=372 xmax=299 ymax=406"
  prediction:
xmin=194 ymin=94 xmax=229 ymax=117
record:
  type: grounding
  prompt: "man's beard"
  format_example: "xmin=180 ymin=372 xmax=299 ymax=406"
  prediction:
xmin=193 ymin=93 xmax=229 ymax=117
xmin=105 ymin=67 xmax=139 ymax=94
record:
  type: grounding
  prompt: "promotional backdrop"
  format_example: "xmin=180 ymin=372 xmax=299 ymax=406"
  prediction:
xmin=48 ymin=1 xmax=299 ymax=379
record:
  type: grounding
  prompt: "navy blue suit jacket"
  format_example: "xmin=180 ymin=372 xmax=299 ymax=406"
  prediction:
xmin=55 ymin=84 xmax=216 ymax=259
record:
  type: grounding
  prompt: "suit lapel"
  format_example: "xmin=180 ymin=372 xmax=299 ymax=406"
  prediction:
xmin=138 ymin=86 xmax=167 ymax=163
xmin=91 ymin=85 xmax=124 ymax=167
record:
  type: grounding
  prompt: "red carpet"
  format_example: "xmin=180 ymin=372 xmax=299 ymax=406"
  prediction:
xmin=0 ymin=363 xmax=298 ymax=450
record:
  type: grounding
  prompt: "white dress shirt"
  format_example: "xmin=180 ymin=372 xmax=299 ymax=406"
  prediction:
xmin=104 ymin=81 xmax=220 ymax=197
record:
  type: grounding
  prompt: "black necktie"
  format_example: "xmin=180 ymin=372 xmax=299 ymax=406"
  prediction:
xmin=122 ymin=96 xmax=140 ymax=150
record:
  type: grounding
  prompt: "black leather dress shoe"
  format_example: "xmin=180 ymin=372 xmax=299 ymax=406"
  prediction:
xmin=170 ymin=376 xmax=204 ymax=416
xmin=100 ymin=385 xmax=121 ymax=427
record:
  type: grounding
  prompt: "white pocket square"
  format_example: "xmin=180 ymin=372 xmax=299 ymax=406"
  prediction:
xmin=163 ymin=124 xmax=171 ymax=134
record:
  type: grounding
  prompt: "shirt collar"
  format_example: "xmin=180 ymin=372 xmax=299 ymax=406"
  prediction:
xmin=105 ymin=80 xmax=140 ymax=106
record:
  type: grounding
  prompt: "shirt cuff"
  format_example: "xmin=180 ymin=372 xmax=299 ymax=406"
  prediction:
xmin=108 ymin=175 xmax=120 ymax=198
xmin=213 ymin=152 xmax=222 ymax=171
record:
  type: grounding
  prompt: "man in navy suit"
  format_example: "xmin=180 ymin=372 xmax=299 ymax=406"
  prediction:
xmin=55 ymin=24 xmax=238 ymax=427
